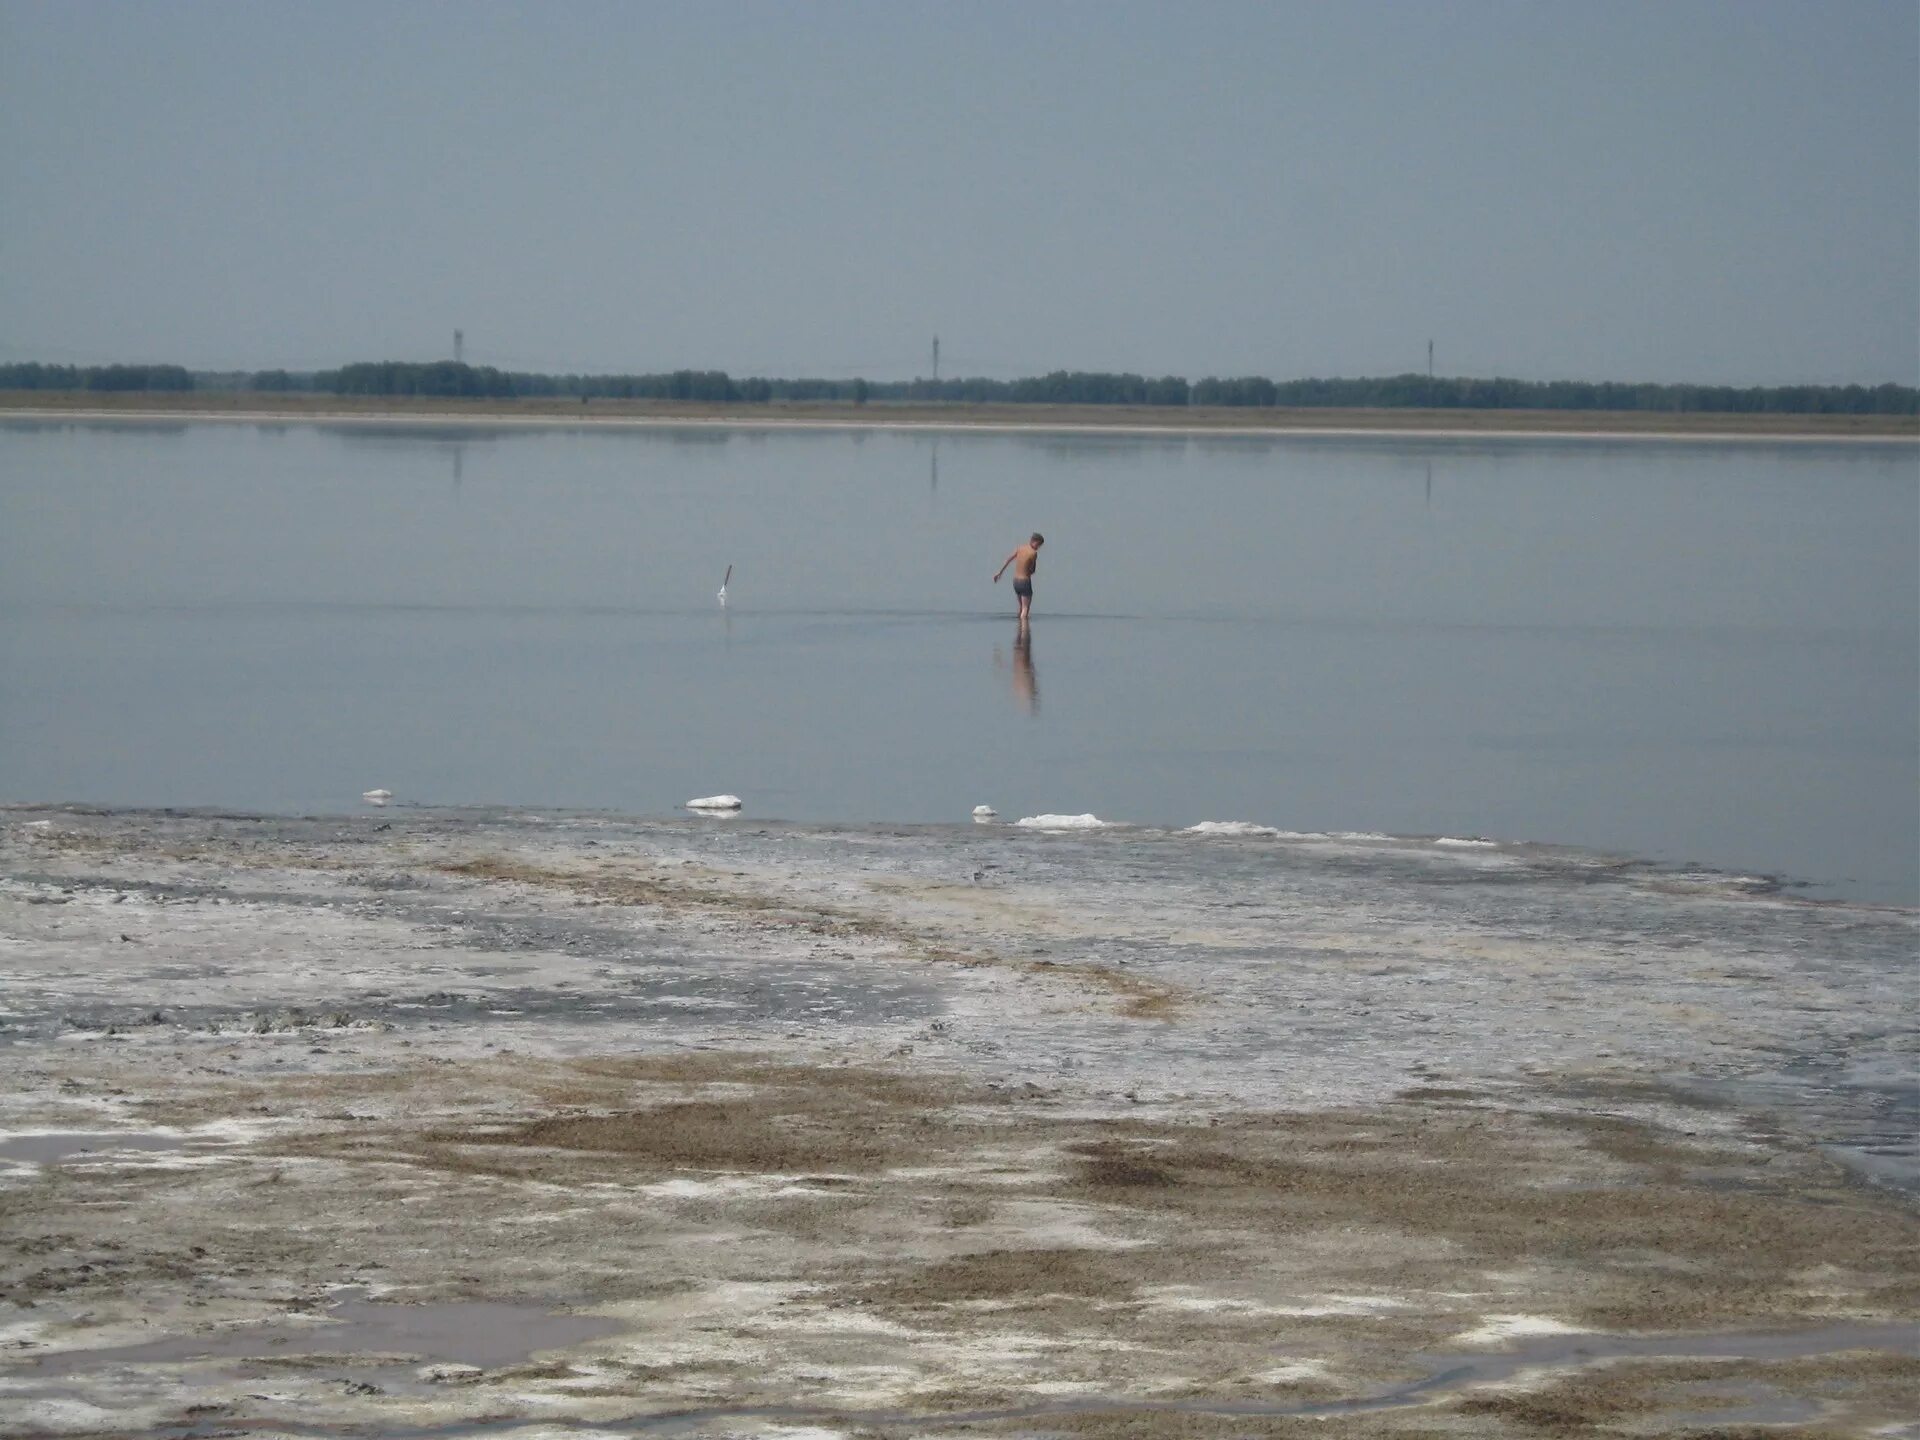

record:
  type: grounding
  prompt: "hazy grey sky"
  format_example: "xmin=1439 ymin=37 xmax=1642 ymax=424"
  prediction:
xmin=2 ymin=1 xmax=1914 ymax=385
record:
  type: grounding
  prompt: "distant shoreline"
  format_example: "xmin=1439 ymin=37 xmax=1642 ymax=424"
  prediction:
xmin=2 ymin=391 xmax=1915 ymax=442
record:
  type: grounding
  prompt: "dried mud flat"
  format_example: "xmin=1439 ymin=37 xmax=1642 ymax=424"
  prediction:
xmin=0 ymin=807 xmax=1914 ymax=1439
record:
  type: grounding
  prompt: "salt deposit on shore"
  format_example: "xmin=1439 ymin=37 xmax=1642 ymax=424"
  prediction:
xmin=0 ymin=805 xmax=1912 ymax=1438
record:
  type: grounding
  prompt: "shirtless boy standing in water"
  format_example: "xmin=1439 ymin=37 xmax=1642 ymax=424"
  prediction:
xmin=993 ymin=532 xmax=1044 ymax=622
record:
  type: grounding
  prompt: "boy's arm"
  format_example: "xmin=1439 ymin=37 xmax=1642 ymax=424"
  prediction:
xmin=993 ymin=551 xmax=1016 ymax=581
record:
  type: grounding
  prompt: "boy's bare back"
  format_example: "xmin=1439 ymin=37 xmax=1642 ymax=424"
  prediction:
xmin=994 ymin=532 xmax=1045 ymax=621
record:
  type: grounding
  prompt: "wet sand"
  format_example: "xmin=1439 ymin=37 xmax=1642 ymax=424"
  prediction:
xmin=0 ymin=806 xmax=1914 ymax=1438
xmin=3 ymin=391 xmax=1915 ymax=440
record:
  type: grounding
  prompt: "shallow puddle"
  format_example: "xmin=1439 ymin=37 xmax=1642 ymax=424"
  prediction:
xmin=1660 ymin=1377 xmax=1825 ymax=1428
xmin=16 ymin=1292 xmax=624 ymax=1376
xmin=0 ymin=1131 xmax=190 ymax=1164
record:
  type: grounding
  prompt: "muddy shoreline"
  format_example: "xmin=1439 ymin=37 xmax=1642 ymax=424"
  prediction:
xmin=4 ymin=392 xmax=1915 ymax=441
xmin=1 ymin=806 xmax=1914 ymax=1437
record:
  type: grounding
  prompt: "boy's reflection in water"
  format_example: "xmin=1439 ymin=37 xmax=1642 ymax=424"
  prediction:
xmin=995 ymin=624 xmax=1039 ymax=716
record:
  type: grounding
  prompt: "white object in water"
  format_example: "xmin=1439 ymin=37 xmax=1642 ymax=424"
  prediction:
xmin=362 ymin=789 xmax=392 ymax=806
xmin=972 ymin=805 xmax=997 ymax=818
xmin=718 ymin=563 xmax=732 ymax=606
xmin=1014 ymin=813 xmax=1111 ymax=830
xmin=1186 ymin=821 xmax=1281 ymax=837
xmin=686 ymin=794 xmax=743 ymax=811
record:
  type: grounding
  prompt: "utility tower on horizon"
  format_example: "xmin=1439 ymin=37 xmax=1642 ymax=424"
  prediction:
xmin=932 ymin=336 xmax=939 ymax=383
xmin=455 ymin=330 xmax=464 ymax=365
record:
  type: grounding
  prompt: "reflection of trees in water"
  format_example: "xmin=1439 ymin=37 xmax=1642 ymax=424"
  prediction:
xmin=1189 ymin=436 xmax=1284 ymax=457
xmin=1018 ymin=431 xmax=1191 ymax=459
xmin=49 ymin=421 xmax=191 ymax=438
xmin=661 ymin=427 xmax=732 ymax=448
xmin=293 ymin=422 xmax=1484 ymax=493
xmin=0 ymin=419 xmax=84 ymax=434
xmin=330 ymin=424 xmax=527 ymax=446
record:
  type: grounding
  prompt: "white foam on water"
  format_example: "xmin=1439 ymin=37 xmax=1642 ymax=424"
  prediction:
xmin=1450 ymin=1313 xmax=1587 ymax=1345
xmin=1263 ymin=1293 xmax=1415 ymax=1317
xmin=685 ymin=795 xmax=743 ymax=811
xmin=1189 ymin=827 xmax=1399 ymax=843
xmin=1434 ymin=836 xmax=1498 ymax=848
xmin=972 ymin=805 xmax=998 ymax=818
xmin=641 ymin=1175 xmax=792 ymax=1199
xmin=1014 ymin=814 xmax=1112 ymax=830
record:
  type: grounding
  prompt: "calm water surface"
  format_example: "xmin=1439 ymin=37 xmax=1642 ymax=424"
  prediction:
xmin=2 ymin=418 xmax=1914 ymax=900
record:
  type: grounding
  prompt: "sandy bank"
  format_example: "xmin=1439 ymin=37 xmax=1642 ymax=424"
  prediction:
xmin=1 ymin=807 xmax=1914 ymax=1437
xmin=4 ymin=390 xmax=1915 ymax=442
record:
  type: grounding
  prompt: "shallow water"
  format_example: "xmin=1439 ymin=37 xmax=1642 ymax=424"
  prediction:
xmin=0 ymin=1131 xmax=188 ymax=1164
xmin=19 ymin=1291 xmax=623 ymax=1376
xmin=1 ymin=418 xmax=1914 ymax=900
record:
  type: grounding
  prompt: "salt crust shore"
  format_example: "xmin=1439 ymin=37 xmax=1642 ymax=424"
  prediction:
xmin=0 ymin=806 xmax=1915 ymax=1439
xmin=4 ymin=397 xmax=1916 ymax=444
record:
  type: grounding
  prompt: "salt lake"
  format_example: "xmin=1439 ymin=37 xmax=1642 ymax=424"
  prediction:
xmin=1 ymin=416 xmax=1914 ymax=901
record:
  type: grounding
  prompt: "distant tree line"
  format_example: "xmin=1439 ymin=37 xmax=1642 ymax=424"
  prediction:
xmin=2 ymin=359 xmax=1914 ymax=415
xmin=1240 ymin=373 xmax=1920 ymax=416
xmin=0 ymin=362 xmax=194 ymax=392
xmin=309 ymin=363 xmax=1920 ymax=415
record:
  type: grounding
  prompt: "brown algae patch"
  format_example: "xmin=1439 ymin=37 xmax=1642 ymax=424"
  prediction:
xmin=3 ymin=1054 xmax=1917 ymax=1432
xmin=867 ymin=1247 xmax=1143 ymax=1306
xmin=454 ymin=1098 xmax=908 ymax=1174
xmin=318 ymin=1055 xmax=1919 ymax=1344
